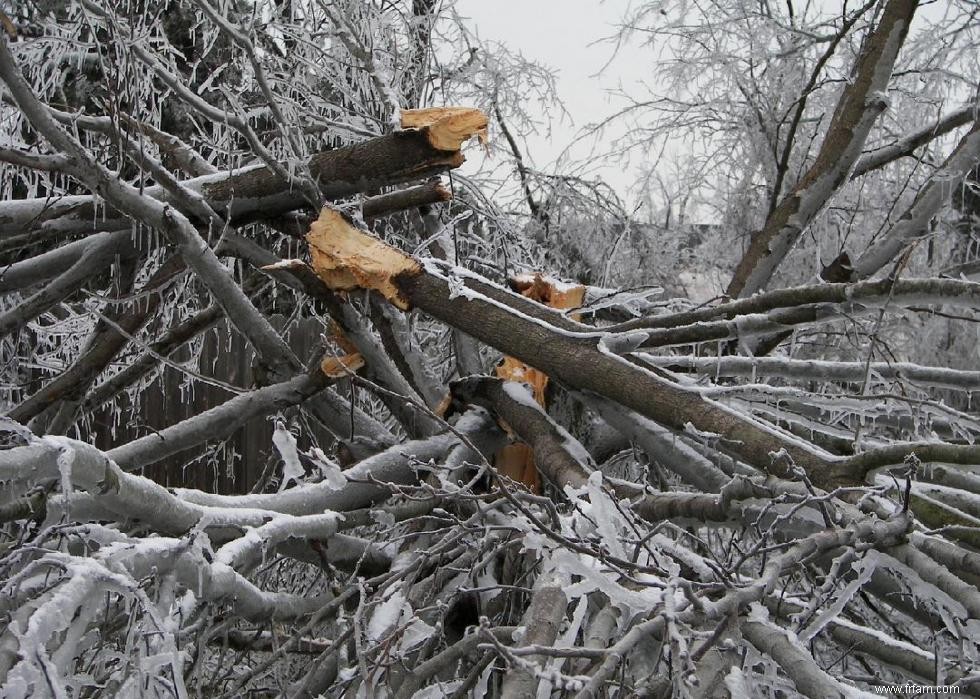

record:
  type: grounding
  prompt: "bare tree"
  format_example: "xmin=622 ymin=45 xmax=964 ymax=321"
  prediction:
xmin=2 ymin=0 xmax=980 ymax=697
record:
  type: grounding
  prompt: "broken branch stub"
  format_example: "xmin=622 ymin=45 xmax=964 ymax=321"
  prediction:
xmin=494 ymin=273 xmax=586 ymax=492
xmin=496 ymin=272 xmax=586 ymax=404
xmin=320 ymin=321 xmax=365 ymax=378
xmin=320 ymin=353 xmax=365 ymax=378
xmin=306 ymin=207 xmax=421 ymax=310
xmin=401 ymin=107 xmax=489 ymax=151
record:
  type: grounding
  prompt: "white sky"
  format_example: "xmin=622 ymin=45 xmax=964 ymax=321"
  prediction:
xmin=453 ymin=0 xmax=650 ymax=207
xmin=451 ymin=0 xmax=959 ymax=222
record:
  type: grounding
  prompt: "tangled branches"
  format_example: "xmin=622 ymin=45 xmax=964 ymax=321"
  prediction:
xmin=2 ymin=0 xmax=980 ymax=697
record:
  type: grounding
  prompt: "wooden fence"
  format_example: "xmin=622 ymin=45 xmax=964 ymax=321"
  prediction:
xmin=88 ymin=316 xmax=328 ymax=494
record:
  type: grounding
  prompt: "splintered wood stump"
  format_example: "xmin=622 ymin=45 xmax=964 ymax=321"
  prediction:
xmin=401 ymin=107 xmax=489 ymax=151
xmin=307 ymin=208 xmax=421 ymax=310
xmin=494 ymin=274 xmax=585 ymax=493
xmin=1 ymin=107 xmax=488 ymax=239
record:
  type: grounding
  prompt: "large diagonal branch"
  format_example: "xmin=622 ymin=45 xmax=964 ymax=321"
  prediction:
xmin=742 ymin=616 xmax=850 ymax=699
xmin=726 ymin=0 xmax=918 ymax=298
xmin=305 ymin=211 xmax=980 ymax=488
xmin=499 ymin=576 xmax=568 ymax=699
xmin=448 ymin=378 xmax=738 ymax=515
xmin=303 ymin=211 xmax=845 ymax=486
xmin=766 ymin=0 xmax=877 ymax=220
xmin=581 ymin=394 xmax=731 ymax=492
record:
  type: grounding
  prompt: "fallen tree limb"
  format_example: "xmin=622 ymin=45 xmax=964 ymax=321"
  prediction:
xmin=611 ymin=276 xmax=980 ymax=337
xmin=0 ymin=120 xmax=481 ymax=238
xmin=172 ymin=410 xmax=502 ymax=515
xmin=249 ymin=250 xmax=444 ymax=438
xmin=765 ymin=597 xmax=939 ymax=684
xmin=499 ymin=576 xmax=569 ymax=699
xmin=403 ymin=377 xmax=774 ymax=522
xmin=362 ymin=179 xmax=452 ymax=220
xmin=304 ymin=210 xmax=980 ymax=488
xmin=743 ymin=614 xmax=849 ymax=699
xmin=450 ymin=376 xmax=595 ymax=491
xmin=579 ymin=393 xmax=731 ymax=492
xmin=106 ymin=368 xmax=334 ymax=471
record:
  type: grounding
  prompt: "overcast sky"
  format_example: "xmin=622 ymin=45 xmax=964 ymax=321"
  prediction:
xmin=451 ymin=0 xmax=958 ymax=222
xmin=453 ymin=0 xmax=649 ymax=206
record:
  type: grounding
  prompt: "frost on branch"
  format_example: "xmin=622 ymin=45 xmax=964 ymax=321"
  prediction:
xmin=3 ymin=0 xmax=980 ymax=696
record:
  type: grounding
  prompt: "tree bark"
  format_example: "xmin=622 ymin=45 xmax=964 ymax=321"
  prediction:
xmin=0 ymin=130 xmax=466 ymax=238
xmin=726 ymin=0 xmax=918 ymax=298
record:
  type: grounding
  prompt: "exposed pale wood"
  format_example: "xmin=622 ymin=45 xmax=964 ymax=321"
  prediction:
xmin=493 ymin=273 xmax=586 ymax=492
xmin=401 ymin=107 xmax=489 ymax=151
xmin=306 ymin=207 xmax=421 ymax=310
xmin=320 ymin=320 xmax=365 ymax=378
xmin=320 ymin=353 xmax=365 ymax=378
xmin=0 ymin=129 xmax=468 ymax=239
xmin=308 ymin=224 xmax=980 ymax=489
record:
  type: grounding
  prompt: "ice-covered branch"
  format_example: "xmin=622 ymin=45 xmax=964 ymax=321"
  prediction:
xmin=641 ymin=354 xmax=980 ymax=391
xmin=726 ymin=0 xmax=918 ymax=297
xmin=852 ymin=100 xmax=979 ymax=178
xmin=106 ymin=369 xmax=332 ymax=470
xmin=851 ymin=118 xmax=980 ymax=279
